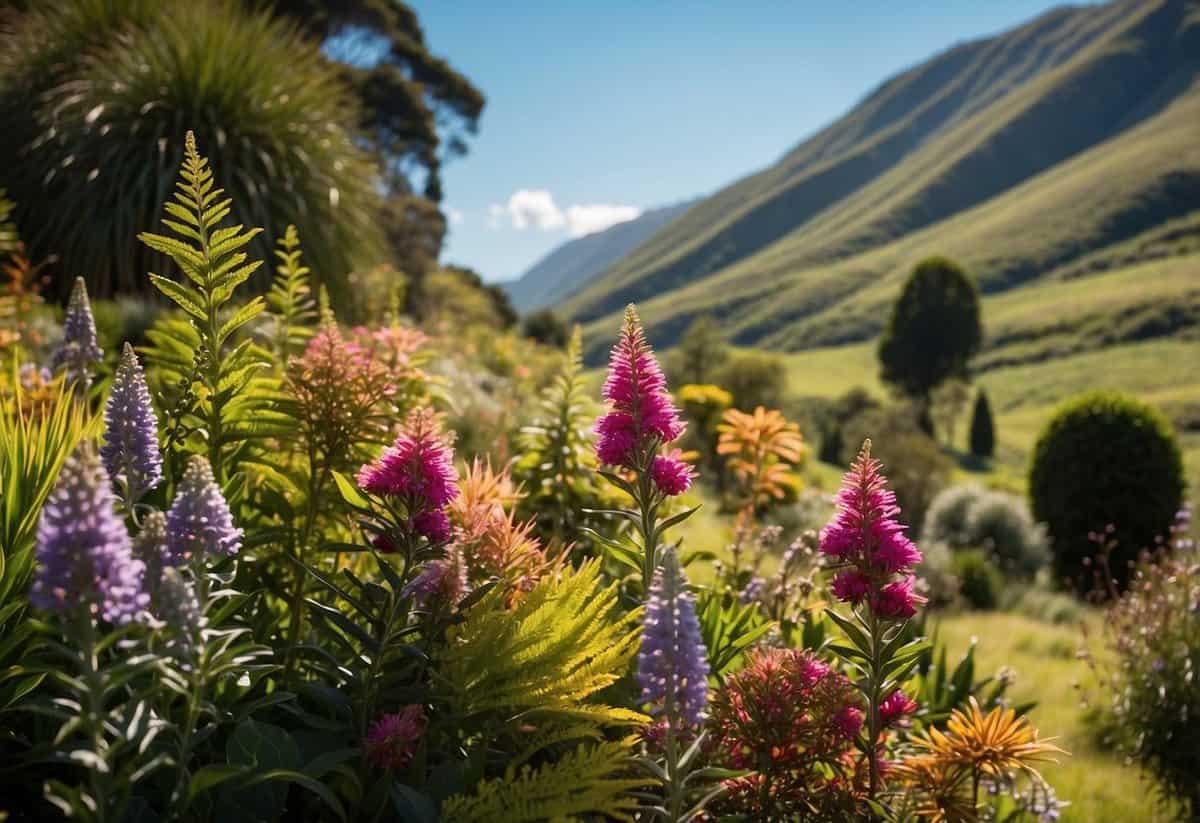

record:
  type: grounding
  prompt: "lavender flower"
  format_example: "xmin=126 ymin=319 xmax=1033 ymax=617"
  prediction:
xmin=638 ymin=546 xmax=710 ymax=726
xmin=101 ymin=343 xmax=163 ymax=502
xmin=30 ymin=444 xmax=147 ymax=624
xmin=156 ymin=567 xmax=205 ymax=658
xmin=166 ymin=456 xmax=243 ymax=562
xmin=132 ymin=509 xmax=170 ymax=593
xmin=51 ymin=277 xmax=103 ymax=390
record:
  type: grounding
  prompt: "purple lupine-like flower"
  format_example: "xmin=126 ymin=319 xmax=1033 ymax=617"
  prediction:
xmin=638 ymin=546 xmax=710 ymax=726
xmin=820 ymin=440 xmax=926 ymax=620
xmin=166 ymin=456 xmax=243 ymax=562
xmin=157 ymin=567 xmax=205 ymax=653
xmin=594 ymin=305 xmax=684 ymax=469
xmin=101 ymin=343 xmax=163 ymax=501
xmin=30 ymin=444 xmax=147 ymax=624
xmin=402 ymin=545 xmax=468 ymax=607
xmin=132 ymin=509 xmax=170 ymax=594
xmin=51 ymin=277 xmax=103 ymax=390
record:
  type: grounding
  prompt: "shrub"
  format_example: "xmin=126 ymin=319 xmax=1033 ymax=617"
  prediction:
xmin=916 ymin=540 xmax=960 ymax=609
xmin=952 ymin=549 xmax=1003 ymax=610
xmin=922 ymin=484 xmax=985 ymax=545
xmin=665 ymin=314 xmax=728 ymax=387
xmin=713 ymin=350 xmax=788 ymax=411
xmin=1087 ymin=539 xmax=1200 ymax=815
xmin=0 ymin=0 xmax=383 ymax=303
xmin=521 ymin=308 xmax=569 ymax=348
xmin=966 ymin=491 xmax=1050 ymax=578
xmin=969 ymin=388 xmax=995 ymax=458
xmin=1029 ymin=391 xmax=1185 ymax=593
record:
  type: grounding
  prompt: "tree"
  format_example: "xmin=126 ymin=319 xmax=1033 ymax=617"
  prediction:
xmin=969 ymin=389 xmax=995 ymax=458
xmin=256 ymin=0 xmax=485 ymax=202
xmin=878 ymin=257 xmax=982 ymax=434
xmin=665 ymin=315 xmax=729 ymax=387
xmin=522 ymin=310 xmax=570 ymax=349
xmin=713 ymin=351 xmax=788 ymax=412
xmin=931 ymin=378 xmax=970 ymax=447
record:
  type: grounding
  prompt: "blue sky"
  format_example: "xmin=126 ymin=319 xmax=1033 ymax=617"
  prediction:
xmin=411 ymin=1 xmax=1082 ymax=282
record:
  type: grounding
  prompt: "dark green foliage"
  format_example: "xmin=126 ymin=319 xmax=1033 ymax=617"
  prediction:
xmin=817 ymin=387 xmax=880 ymax=464
xmin=0 ymin=0 xmax=384 ymax=303
xmin=1029 ymin=391 xmax=1185 ymax=594
xmin=877 ymin=257 xmax=982 ymax=410
xmin=969 ymin=389 xmax=995 ymax=458
xmin=522 ymin=309 xmax=570 ymax=349
xmin=442 ymin=265 xmax=517 ymax=329
xmin=665 ymin=315 xmax=729 ymax=387
xmin=713 ymin=350 xmax=788 ymax=412
xmin=952 ymin=549 xmax=1003 ymax=610
xmin=262 ymin=0 xmax=485 ymax=201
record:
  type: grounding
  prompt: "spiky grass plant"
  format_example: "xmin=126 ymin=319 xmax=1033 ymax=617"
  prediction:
xmin=0 ymin=0 xmax=383 ymax=302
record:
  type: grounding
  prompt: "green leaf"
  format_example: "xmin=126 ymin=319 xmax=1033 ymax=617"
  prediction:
xmin=331 ymin=471 xmax=369 ymax=509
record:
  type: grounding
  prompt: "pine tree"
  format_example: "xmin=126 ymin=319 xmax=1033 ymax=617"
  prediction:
xmin=969 ymin=389 xmax=995 ymax=458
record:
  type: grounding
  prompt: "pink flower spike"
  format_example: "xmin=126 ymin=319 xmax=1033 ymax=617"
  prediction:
xmin=873 ymin=576 xmax=926 ymax=620
xmin=830 ymin=569 xmax=872 ymax=604
xmin=651 ymin=451 xmax=695 ymax=496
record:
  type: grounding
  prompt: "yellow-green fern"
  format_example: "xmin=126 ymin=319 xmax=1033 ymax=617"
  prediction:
xmin=266 ymin=225 xmax=317 ymax=364
xmin=441 ymin=737 xmax=652 ymax=823
xmin=439 ymin=559 xmax=646 ymax=728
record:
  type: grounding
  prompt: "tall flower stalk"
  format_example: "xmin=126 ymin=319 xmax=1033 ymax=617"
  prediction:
xmin=820 ymin=440 xmax=929 ymax=801
xmin=636 ymin=546 xmax=716 ymax=822
xmin=101 ymin=343 xmax=163 ymax=510
xmin=51 ymin=277 xmax=103 ymax=393
xmin=592 ymin=305 xmax=695 ymax=590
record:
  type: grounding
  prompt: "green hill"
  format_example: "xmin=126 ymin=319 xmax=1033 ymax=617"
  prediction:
xmin=560 ymin=0 xmax=1200 ymax=365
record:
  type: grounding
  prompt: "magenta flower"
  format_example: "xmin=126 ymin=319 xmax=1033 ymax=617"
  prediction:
xmin=402 ymin=546 xmax=468 ymax=608
xmin=411 ymin=509 xmax=452 ymax=543
xmin=820 ymin=440 xmax=926 ymax=620
xmin=879 ymin=690 xmax=918 ymax=726
xmin=651 ymin=451 xmax=695 ymax=497
xmin=594 ymin=305 xmax=684 ymax=469
xmin=364 ymin=705 xmax=426 ymax=771
xmin=833 ymin=705 xmax=864 ymax=740
xmin=873 ymin=575 xmax=923 ymax=619
xmin=358 ymin=407 xmax=458 ymax=508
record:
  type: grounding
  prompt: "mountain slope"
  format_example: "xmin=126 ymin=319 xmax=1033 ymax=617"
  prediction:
xmin=502 ymin=201 xmax=693 ymax=312
xmin=561 ymin=0 xmax=1200 ymax=360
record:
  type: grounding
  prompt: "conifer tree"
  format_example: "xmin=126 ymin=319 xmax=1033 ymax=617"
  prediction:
xmin=969 ymin=389 xmax=995 ymax=458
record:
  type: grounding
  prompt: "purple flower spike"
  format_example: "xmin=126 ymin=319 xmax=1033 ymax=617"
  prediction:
xmin=166 ymin=456 xmax=243 ymax=562
xmin=51 ymin=277 xmax=103 ymax=390
xmin=31 ymin=444 xmax=147 ymax=624
xmin=101 ymin=343 xmax=163 ymax=502
xmin=638 ymin=546 xmax=710 ymax=726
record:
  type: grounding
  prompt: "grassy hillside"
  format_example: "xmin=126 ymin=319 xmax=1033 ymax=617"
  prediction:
xmin=501 ymin=201 xmax=693 ymax=312
xmin=561 ymin=0 xmax=1200 ymax=363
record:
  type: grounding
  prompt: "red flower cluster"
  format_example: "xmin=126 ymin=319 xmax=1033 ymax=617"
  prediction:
xmin=821 ymin=441 xmax=926 ymax=620
xmin=709 ymin=648 xmax=866 ymax=817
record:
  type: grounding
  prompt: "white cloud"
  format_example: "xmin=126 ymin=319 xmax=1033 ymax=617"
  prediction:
xmin=487 ymin=189 xmax=641 ymax=238
xmin=564 ymin=204 xmax=642 ymax=237
xmin=445 ymin=206 xmax=464 ymax=226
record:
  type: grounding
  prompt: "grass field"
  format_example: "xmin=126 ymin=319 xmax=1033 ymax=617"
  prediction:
xmin=934 ymin=612 xmax=1183 ymax=822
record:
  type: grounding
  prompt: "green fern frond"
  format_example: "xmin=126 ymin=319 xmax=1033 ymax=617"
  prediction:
xmin=442 ymin=737 xmax=652 ymax=823
xmin=439 ymin=559 xmax=646 ymax=729
xmin=138 ymin=131 xmax=282 ymax=482
xmin=266 ymin=225 xmax=317 ymax=363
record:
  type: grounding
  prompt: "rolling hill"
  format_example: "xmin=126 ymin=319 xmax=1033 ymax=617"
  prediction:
xmin=501 ymin=201 xmax=693 ymax=312
xmin=554 ymin=0 xmax=1200 ymax=366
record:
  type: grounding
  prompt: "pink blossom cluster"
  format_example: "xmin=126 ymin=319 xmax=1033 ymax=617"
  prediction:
xmin=358 ymin=407 xmax=459 ymax=542
xmin=594 ymin=306 xmax=693 ymax=496
xmin=364 ymin=705 xmax=426 ymax=771
xmin=820 ymin=441 xmax=926 ymax=620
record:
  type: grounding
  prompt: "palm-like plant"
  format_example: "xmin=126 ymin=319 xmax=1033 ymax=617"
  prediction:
xmin=0 ymin=0 xmax=384 ymax=304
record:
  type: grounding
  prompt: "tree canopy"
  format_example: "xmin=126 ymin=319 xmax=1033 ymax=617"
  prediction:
xmin=878 ymin=256 xmax=982 ymax=403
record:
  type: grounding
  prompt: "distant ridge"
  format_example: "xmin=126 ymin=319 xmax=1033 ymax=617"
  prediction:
xmin=502 ymin=200 xmax=695 ymax=313
xmin=554 ymin=0 xmax=1200 ymax=361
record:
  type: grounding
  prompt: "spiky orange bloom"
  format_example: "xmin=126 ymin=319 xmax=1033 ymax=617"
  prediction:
xmin=717 ymin=406 xmax=804 ymax=510
xmin=894 ymin=698 xmax=1066 ymax=821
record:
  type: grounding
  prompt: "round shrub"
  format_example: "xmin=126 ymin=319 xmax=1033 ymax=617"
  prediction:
xmin=0 ymin=0 xmax=383 ymax=304
xmin=916 ymin=540 xmax=960 ymax=609
xmin=1029 ymin=391 xmax=1185 ymax=594
xmin=922 ymin=483 xmax=986 ymax=545
xmin=952 ymin=549 xmax=1003 ymax=610
xmin=965 ymin=491 xmax=1049 ymax=579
